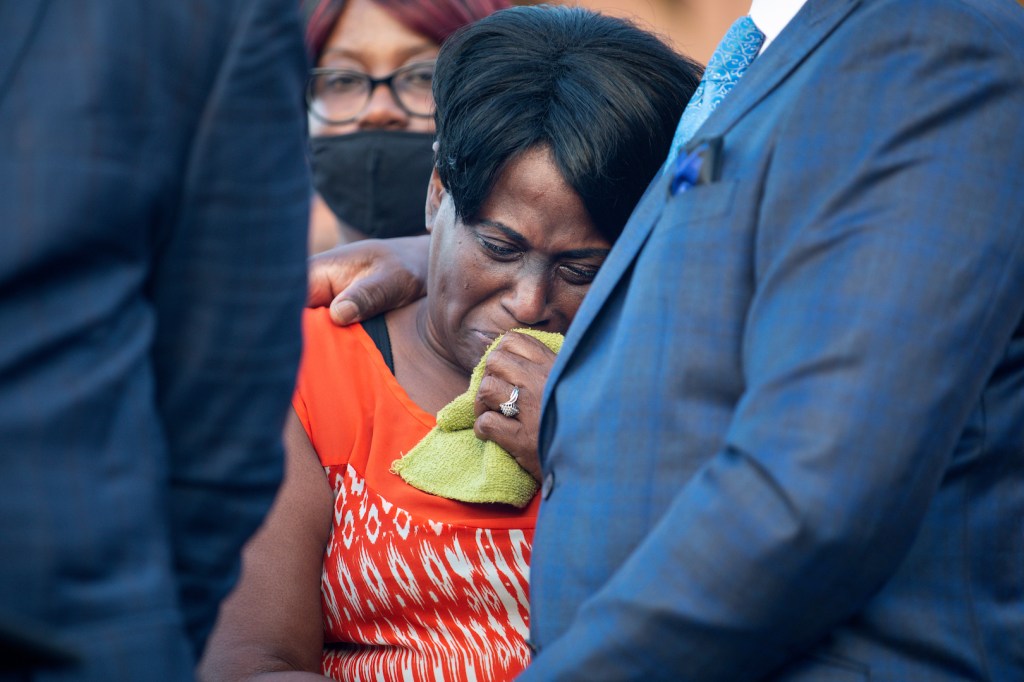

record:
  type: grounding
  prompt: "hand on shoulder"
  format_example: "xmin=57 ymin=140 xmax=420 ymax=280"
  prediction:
xmin=307 ymin=235 xmax=430 ymax=325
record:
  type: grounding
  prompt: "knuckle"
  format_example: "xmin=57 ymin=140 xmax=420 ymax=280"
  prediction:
xmin=477 ymin=374 xmax=498 ymax=396
xmin=506 ymin=331 xmax=530 ymax=348
xmin=484 ymin=347 xmax=508 ymax=369
xmin=474 ymin=414 xmax=497 ymax=438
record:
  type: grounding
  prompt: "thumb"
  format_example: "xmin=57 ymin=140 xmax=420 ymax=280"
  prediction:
xmin=329 ymin=269 xmax=418 ymax=326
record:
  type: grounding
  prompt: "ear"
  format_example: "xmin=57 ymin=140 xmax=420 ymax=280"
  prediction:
xmin=425 ymin=166 xmax=445 ymax=233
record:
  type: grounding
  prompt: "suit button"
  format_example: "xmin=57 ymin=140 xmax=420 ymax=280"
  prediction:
xmin=541 ymin=471 xmax=555 ymax=500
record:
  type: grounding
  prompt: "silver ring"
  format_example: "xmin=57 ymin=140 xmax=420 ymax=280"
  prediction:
xmin=499 ymin=386 xmax=520 ymax=419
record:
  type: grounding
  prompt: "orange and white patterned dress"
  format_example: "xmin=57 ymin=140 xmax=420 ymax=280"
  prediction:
xmin=293 ymin=309 xmax=538 ymax=681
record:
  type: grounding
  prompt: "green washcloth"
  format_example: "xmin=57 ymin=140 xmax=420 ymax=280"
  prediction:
xmin=391 ymin=329 xmax=563 ymax=508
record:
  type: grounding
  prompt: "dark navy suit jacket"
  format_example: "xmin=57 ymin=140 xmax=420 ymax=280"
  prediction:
xmin=0 ymin=2 xmax=308 ymax=678
xmin=523 ymin=0 xmax=1024 ymax=679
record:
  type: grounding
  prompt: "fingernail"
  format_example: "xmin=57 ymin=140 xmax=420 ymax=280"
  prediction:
xmin=331 ymin=300 xmax=359 ymax=325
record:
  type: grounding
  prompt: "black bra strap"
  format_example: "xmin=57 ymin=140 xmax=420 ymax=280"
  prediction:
xmin=361 ymin=314 xmax=395 ymax=375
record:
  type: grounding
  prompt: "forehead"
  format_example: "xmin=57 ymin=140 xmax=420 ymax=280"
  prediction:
xmin=319 ymin=0 xmax=438 ymax=69
xmin=475 ymin=147 xmax=608 ymax=252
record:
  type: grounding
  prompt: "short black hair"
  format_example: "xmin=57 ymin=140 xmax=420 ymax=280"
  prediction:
xmin=433 ymin=5 xmax=702 ymax=243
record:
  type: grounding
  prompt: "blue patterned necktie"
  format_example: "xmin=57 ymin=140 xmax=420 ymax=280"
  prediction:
xmin=669 ymin=16 xmax=766 ymax=157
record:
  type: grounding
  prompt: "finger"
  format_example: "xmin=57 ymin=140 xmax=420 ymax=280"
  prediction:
xmin=328 ymin=269 xmax=394 ymax=326
xmin=329 ymin=269 xmax=420 ymax=326
xmin=476 ymin=375 xmax=539 ymax=422
xmin=474 ymin=412 xmax=541 ymax=482
xmin=481 ymin=349 xmax=553 ymax=401
xmin=492 ymin=331 xmax=558 ymax=364
xmin=483 ymin=357 xmax=538 ymax=395
xmin=309 ymin=235 xmax=430 ymax=326
xmin=474 ymin=409 xmax=521 ymax=443
xmin=307 ymin=246 xmax=363 ymax=307
xmin=329 ymin=297 xmax=362 ymax=326
xmin=474 ymin=374 xmax=517 ymax=417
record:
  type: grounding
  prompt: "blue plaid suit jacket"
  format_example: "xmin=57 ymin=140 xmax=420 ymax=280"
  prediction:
xmin=0 ymin=2 xmax=308 ymax=678
xmin=522 ymin=0 xmax=1024 ymax=679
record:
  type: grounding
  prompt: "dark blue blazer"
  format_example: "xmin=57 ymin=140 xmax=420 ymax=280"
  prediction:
xmin=0 ymin=2 xmax=308 ymax=678
xmin=523 ymin=0 xmax=1024 ymax=679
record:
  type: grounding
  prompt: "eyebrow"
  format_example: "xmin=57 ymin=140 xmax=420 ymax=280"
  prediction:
xmin=476 ymin=219 xmax=611 ymax=260
xmin=320 ymin=44 xmax=437 ymax=66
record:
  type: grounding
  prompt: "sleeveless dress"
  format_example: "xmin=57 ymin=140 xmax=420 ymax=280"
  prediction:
xmin=292 ymin=308 xmax=538 ymax=681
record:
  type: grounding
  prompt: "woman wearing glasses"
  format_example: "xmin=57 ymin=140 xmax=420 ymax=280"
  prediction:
xmin=200 ymin=6 xmax=700 ymax=682
xmin=305 ymin=0 xmax=509 ymax=253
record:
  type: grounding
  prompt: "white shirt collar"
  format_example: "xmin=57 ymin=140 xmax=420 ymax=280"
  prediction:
xmin=749 ymin=0 xmax=808 ymax=52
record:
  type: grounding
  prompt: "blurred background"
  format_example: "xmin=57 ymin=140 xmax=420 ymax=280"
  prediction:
xmin=520 ymin=0 xmax=751 ymax=64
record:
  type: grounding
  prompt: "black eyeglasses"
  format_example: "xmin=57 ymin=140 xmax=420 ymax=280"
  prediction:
xmin=306 ymin=61 xmax=435 ymax=124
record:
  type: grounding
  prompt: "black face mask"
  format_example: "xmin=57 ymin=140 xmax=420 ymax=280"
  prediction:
xmin=309 ymin=130 xmax=436 ymax=240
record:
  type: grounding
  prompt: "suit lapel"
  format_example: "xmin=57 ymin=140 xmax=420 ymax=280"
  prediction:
xmin=544 ymin=0 xmax=863 ymax=408
xmin=0 ymin=3 xmax=49 ymax=107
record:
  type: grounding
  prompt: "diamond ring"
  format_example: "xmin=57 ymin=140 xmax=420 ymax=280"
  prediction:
xmin=499 ymin=386 xmax=520 ymax=419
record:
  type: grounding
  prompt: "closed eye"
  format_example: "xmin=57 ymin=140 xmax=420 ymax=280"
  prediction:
xmin=558 ymin=263 xmax=600 ymax=285
xmin=478 ymin=236 xmax=521 ymax=260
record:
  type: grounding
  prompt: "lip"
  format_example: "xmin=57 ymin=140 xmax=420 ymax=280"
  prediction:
xmin=473 ymin=330 xmax=500 ymax=345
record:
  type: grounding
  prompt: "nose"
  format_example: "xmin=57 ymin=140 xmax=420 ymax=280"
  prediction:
xmin=502 ymin=272 xmax=551 ymax=328
xmin=357 ymin=82 xmax=408 ymax=130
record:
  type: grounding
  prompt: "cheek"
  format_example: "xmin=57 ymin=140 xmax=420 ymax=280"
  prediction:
xmin=448 ymin=256 xmax=510 ymax=325
xmin=431 ymin=238 xmax=487 ymax=315
xmin=309 ymin=119 xmax=357 ymax=137
xmin=551 ymin=284 xmax=591 ymax=327
xmin=448 ymin=255 xmax=499 ymax=306
xmin=408 ymin=117 xmax=437 ymax=134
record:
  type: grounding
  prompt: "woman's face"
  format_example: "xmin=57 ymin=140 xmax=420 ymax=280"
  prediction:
xmin=424 ymin=146 xmax=611 ymax=374
xmin=311 ymin=0 xmax=439 ymax=136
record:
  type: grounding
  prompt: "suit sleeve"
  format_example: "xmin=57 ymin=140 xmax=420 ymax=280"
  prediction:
xmin=148 ymin=0 xmax=309 ymax=656
xmin=522 ymin=4 xmax=1024 ymax=680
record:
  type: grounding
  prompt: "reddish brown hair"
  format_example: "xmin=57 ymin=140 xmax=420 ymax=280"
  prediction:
xmin=306 ymin=0 xmax=512 ymax=61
